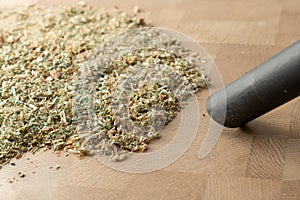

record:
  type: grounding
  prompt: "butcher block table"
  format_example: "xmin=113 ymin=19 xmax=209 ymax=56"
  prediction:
xmin=0 ymin=0 xmax=299 ymax=199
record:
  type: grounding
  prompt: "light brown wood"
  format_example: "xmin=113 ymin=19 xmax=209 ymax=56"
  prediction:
xmin=246 ymin=136 xmax=287 ymax=180
xmin=0 ymin=0 xmax=299 ymax=199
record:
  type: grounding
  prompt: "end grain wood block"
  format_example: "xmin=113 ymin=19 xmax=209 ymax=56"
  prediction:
xmin=152 ymin=9 xmax=185 ymax=29
xmin=276 ymin=11 xmax=300 ymax=46
xmin=232 ymin=0 xmax=281 ymax=22
xmin=214 ymin=44 xmax=283 ymax=84
xmin=280 ymin=180 xmax=300 ymax=200
xmin=290 ymin=100 xmax=300 ymax=138
xmin=63 ymin=157 xmax=135 ymax=190
xmin=180 ymin=1 xmax=234 ymax=21
xmin=283 ymin=139 xmax=300 ymax=181
xmin=246 ymin=136 xmax=288 ymax=180
xmin=166 ymin=129 xmax=253 ymax=176
xmin=125 ymin=171 xmax=207 ymax=200
xmin=244 ymin=99 xmax=294 ymax=138
xmin=47 ymin=185 xmax=129 ymax=200
xmin=177 ymin=20 xmax=277 ymax=45
xmin=282 ymin=0 xmax=300 ymax=13
xmin=203 ymin=175 xmax=281 ymax=200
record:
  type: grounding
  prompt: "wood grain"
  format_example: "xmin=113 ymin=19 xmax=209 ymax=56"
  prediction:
xmin=276 ymin=11 xmax=300 ymax=46
xmin=280 ymin=181 xmax=300 ymax=200
xmin=290 ymin=100 xmax=300 ymax=138
xmin=246 ymin=136 xmax=288 ymax=180
xmin=204 ymin=175 xmax=281 ymax=200
xmin=177 ymin=21 xmax=278 ymax=45
xmin=283 ymin=139 xmax=300 ymax=181
xmin=166 ymin=129 xmax=253 ymax=176
xmin=0 ymin=0 xmax=300 ymax=199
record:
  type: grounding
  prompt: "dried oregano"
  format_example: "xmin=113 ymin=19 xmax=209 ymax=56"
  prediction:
xmin=0 ymin=4 xmax=147 ymax=165
xmin=75 ymin=28 xmax=208 ymax=161
xmin=0 ymin=4 xmax=208 ymax=164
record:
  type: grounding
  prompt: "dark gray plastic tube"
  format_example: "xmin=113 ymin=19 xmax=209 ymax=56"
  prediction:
xmin=206 ymin=40 xmax=300 ymax=128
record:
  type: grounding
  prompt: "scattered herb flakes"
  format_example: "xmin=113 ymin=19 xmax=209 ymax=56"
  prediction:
xmin=0 ymin=4 xmax=147 ymax=165
xmin=18 ymin=172 xmax=26 ymax=178
xmin=0 ymin=4 xmax=208 ymax=164
xmin=75 ymin=28 xmax=208 ymax=160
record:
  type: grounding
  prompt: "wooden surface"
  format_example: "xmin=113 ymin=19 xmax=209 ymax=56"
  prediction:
xmin=0 ymin=0 xmax=300 ymax=199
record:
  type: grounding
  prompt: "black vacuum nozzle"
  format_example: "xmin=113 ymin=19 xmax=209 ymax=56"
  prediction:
xmin=206 ymin=40 xmax=300 ymax=128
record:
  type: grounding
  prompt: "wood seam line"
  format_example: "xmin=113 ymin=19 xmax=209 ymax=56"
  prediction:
xmin=244 ymin=135 xmax=255 ymax=177
xmin=289 ymin=100 xmax=300 ymax=138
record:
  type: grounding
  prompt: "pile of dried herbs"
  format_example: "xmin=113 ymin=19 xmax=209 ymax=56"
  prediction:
xmin=74 ymin=28 xmax=208 ymax=161
xmin=0 ymin=4 xmax=208 ymax=164
xmin=0 ymin=4 xmax=146 ymax=165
